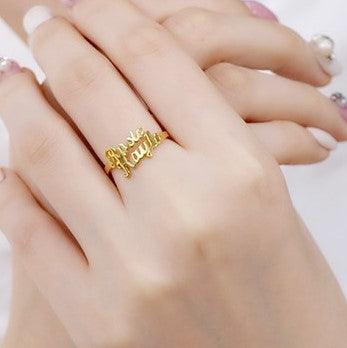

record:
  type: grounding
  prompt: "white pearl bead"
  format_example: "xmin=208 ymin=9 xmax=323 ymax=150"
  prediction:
xmin=0 ymin=57 xmax=11 ymax=72
xmin=311 ymin=35 xmax=335 ymax=57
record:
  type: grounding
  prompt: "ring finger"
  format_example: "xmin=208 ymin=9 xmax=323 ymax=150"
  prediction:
xmin=25 ymin=13 xmax=184 ymax=198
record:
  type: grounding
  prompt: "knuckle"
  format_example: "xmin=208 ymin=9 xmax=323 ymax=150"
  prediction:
xmin=233 ymin=154 xmax=274 ymax=199
xmin=53 ymin=54 xmax=113 ymax=103
xmin=16 ymin=120 xmax=66 ymax=173
xmin=121 ymin=24 xmax=169 ymax=61
xmin=164 ymin=8 xmax=215 ymax=65
xmin=207 ymin=64 xmax=251 ymax=101
xmin=169 ymin=200 xmax=224 ymax=261
xmin=133 ymin=274 xmax=181 ymax=309
xmin=164 ymin=7 xmax=213 ymax=35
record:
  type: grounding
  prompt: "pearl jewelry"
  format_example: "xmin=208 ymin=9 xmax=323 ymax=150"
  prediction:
xmin=311 ymin=34 xmax=335 ymax=57
xmin=310 ymin=34 xmax=342 ymax=76
xmin=0 ymin=57 xmax=11 ymax=71
xmin=331 ymin=93 xmax=347 ymax=109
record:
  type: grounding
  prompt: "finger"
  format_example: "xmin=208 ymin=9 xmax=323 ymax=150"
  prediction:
xmin=206 ymin=63 xmax=347 ymax=141
xmin=0 ymin=65 xmax=126 ymax=257
xmin=163 ymin=8 xmax=331 ymax=86
xmin=24 ymin=10 xmax=181 ymax=192
xmin=40 ymin=65 xmax=336 ymax=167
xmin=65 ymin=0 xmax=252 ymax=152
xmin=62 ymin=0 xmax=251 ymax=20
xmin=0 ymin=168 xmax=88 ymax=317
xmin=249 ymin=122 xmax=331 ymax=165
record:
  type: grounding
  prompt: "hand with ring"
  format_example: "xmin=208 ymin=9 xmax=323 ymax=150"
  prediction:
xmin=0 ymin=0 xmax=347 ymax=347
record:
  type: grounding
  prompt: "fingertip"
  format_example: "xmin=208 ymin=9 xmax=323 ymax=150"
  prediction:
xmin=310 ymin=71 xmax=331 ymax=87
xmin=307 ymin=127 xmax=338 ymax=151
xmin=23 ymin=6 xmax=54 ymax=36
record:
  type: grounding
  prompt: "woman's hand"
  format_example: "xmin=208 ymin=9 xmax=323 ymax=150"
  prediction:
xmin=1 ymin=1 xmax=347 ymax=347
xmin=1 ymin=0 xmax=346 ymax=163
xmin=1 ymin=1 xmax=346 ymax=346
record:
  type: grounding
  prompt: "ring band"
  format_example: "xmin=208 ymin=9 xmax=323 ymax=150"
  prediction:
xmin=105 ymin=128 xmax=169 ymax=178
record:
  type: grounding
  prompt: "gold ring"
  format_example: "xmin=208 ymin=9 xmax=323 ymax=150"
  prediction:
xmin=105 ymin=128 xmax=169 ymax=178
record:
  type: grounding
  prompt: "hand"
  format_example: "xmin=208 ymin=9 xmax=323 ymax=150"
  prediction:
xmin=1 ymin=1 xmax=346 ymax=346
xmin=1 ymin=0 xmax=346 ymax=163
xmin=0 ymin=1 xmax=346 ymax=347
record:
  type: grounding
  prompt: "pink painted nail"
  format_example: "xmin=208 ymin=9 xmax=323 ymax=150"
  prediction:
xmin=0 ymin=58 xmax=21 ymax=82
xmin=243 ymin=1 xmax=278 ymax=22
xmin=331 ymin=93 xmax=347 ymax=122
xmin=0 ymin=168 xmax=5 ymax=183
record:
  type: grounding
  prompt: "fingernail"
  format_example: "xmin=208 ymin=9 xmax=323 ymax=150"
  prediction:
xmin=307 ymin=127 xmax=338 ymax=151
xmin=310 ymin=34 xmax=342 ymax=77
xmin=60 ymin=0 xmax=79 ymax=7
xmin=0 ymin=168 xmax=5 ymax=183
xmin=331 ymin=92 xmax=347 ymax=122
xmin=0 ymin=57 xmax=21 ymax=82
xmin=23 ymin=6 xmax=53 ymax=35
xmin=243 ymin=1 xmax=279 ymax=22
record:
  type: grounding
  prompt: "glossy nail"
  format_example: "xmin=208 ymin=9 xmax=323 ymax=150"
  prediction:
xmin=0 ymin=57 xmax=21 ymax=82
xmin=0 ymin=168 xmax=5 ymax=183
xmin=243 ymin=1 xmax=278 ymax=22
xmin=23 ymin=6 xmax=53 ymax=35
xmin=310 ymin=34 xmax=342 ymax=76
xmin=307 ymin=127 xmax=338 ymax=151
xmin=331 ymin=92 xmax=347 ymax=122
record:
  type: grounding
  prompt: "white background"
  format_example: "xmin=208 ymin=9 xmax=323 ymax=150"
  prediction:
xmin=0 ymin=0 xmax=346 ymax=339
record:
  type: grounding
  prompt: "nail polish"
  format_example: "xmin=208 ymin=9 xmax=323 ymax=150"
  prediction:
xmin=307 ymin=127 xmax=338 ymax=151
xmin=0 ymin=57 xmax=21 ymax=82
xmin=0 ymin=168 xmax=5 ymax=183
xmin=23 ymin=6 xmax=53 ymax=35
xmin=331 ymin=92 xmax=347 ymax=122
xmin=243 ymin=1 xmax=278 ymax=22
xmin=310 ymin=34 xmax=342 ymax=76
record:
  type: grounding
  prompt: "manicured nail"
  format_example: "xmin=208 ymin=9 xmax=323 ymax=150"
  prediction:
xmin=310 ymin=34 xmax=342 ymax=76
xmin=243 ymin=1 xmax=278 ymax=21
xmin=307 ymin=127 xmax=338 ymax=151
xmin=23 ymin=6 xmax=53 ymax=35
xmin=0 ymin=168 xmax=5 ymax=183
xmin=331 ymin=92 xmax=347 ymax=122
xmin=0 ymin=57 xmax=21 ymax=82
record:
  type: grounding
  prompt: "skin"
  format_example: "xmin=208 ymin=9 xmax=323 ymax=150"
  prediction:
xmin=0 ymin=0 xmax=346 ymax=347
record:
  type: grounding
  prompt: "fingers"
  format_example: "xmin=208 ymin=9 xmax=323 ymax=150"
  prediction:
xmin=65 ymin=0 xmax=250 ymax=152
xmin=0 ymin=168 xmax=87 ymax=313
xmin=0 ymin=66 xmax=126 ymax=256
xmin=163 ymin=8 xmax=330 ymax=86
xmin=206 ymin=63 xmax=347 ymax=141
xmin=24 ymin=10 xmax=183 ymax=193
xmin=249 ymin=122 xmax=330 ymax=165
xmin=131 ymin=0 xmax=251 ymax=21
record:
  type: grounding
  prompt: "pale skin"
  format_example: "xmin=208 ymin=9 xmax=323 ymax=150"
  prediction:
xmin=0 ymin=0 xmax=347 ymax=347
